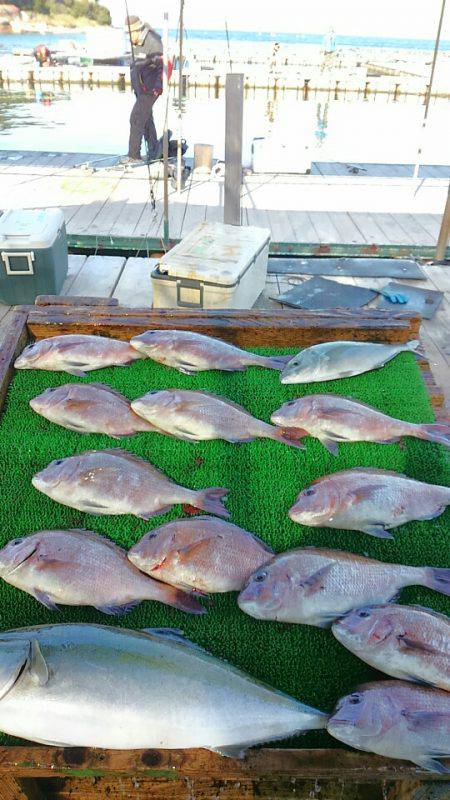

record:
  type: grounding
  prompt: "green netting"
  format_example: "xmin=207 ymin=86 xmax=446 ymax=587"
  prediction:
xmin=0 ymin=348 xmax=448 ymax=748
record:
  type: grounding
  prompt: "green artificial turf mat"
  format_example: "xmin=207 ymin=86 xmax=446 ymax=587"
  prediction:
xmin=0 ymin=347 xmax=448 ymax=748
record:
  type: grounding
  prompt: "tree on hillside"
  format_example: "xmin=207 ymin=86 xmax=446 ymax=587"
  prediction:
xmin=14 ymin=0 xmax=111 ymax=23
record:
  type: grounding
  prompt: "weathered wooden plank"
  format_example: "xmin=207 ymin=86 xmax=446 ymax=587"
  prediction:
xmin=68 ymin=256 xmax=126 ymax=298
xmin=0 ymin=307 xmax=29 ymax=412
xmin=26 ymin=307 xmax=420 ymax=346
xmin=347 ymin=213 xmax=387 ymax=245
xmin=60 ymin=254 xmax=87 ymax=296
xmin=113 ymin=257 xmax=157 ymax=307
xmin=0 ymin=746 xmax=447 ymax=782
xmin=0 ymin=776 xmax=46 ymax=800
xmin=35 ymin=295 xmax=119 ymax=307
xmin=308 ymin=212 xmax=343 ymax=244
xmin=371 ymin=213 xmax=415 ymax=245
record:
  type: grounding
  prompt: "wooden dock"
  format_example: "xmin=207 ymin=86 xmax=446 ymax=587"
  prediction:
xmin=1 ymin=254 xmax=448 ymax=411
xmin=0 ymin=150 xmax=449 ymax=257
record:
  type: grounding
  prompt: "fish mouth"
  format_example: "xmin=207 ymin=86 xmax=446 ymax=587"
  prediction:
xmin=5 ymin=545 xmax=38 ymax=577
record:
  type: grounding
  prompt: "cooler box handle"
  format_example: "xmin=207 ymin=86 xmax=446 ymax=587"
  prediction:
xmin=1 ymin=251 xmax=35 ymax=276
xmin=176 ymin=278 xmax=204 ymax=308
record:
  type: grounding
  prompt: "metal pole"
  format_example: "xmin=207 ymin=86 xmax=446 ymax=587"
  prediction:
xmin=162 ymin=11 xmax=170 ymax=247
xmin=224 ymin=73 xmax=244 ymax=226
xmin=413 ymin=0 xmax=446 ymax=179
xmin=176 ymin=0 xmax=184 ymax=196
xmin=435 ymin=182 xmax=450 ymax=261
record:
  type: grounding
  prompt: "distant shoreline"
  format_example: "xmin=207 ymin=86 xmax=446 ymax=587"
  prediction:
xmin=2 ymin=28 xmax=450 ymax=51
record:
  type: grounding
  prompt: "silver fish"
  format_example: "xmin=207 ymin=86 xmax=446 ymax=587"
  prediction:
xmin=131 ymin=390 xmax=304 ymax=448
xmin=328 ymin=681 xmax=450 ymax=773
xmin=0 ymin=623 xmax=327 ymax=751
xmin=332 ymin=604 xmax=450 ymax=691
xmin=0 ymin=529 xmax=203 ymax=615
xmin=280 ymin=340 xmax=420 ymax=384
xmin=237 ymin=547 xmax=450 ymax=628
xmin=32 ymin=449 xmax=229 ymax=520
xmin=288 ymin=468 xmax=450 ymax=539
xmin=129 ymin=330 xmax=290 ymax=374
xmin=128 ymin=516 xmax=274 ymax=593
xmin=30 ymin=383 xmax=156 ymax=438
xmin=14 ymin=334 xmax=142 ymax=377
xmin=271 ymin=394 xmax=450 ymax=456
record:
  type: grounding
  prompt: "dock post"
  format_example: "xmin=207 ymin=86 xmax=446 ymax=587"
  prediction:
xmin=0 ymin=70 xmax=3 ymax=89
xmin=435 ymin=183 xmax=450 ymax=261
xmin=162 ymin=10 xmax=170 ymax=247
xmin=224 ymin=73 xmax=244 ymax=226
xmin=28 ymin=70 xmax=35 ymax=88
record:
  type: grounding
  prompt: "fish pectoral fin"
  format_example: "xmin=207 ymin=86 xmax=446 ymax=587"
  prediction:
xmin=0 ymin=640 xmax=31 ymax=701
xmin=80 ymin=501 xmax=109 ymax=511
xmin=95 ymin=600 xmax=141 ymax=615
xmin=29 ymin=640 xmax=49 ymax=687
xmin=348 ymin=484 xmax=382 ymax=504
xmin=296 ymin=563 xmax=334 ymax=596
xmin=172 ymin=427 xmax=202 ymax=441
xmin=177 ymin=537 xmax=216 ymax=560
xmin=360 ymin=524 xmax=394 ymax=539
xmin=402 ymin=710 xmax=450 ymax=734
xmin=413 ymin=756 xmax=450 ymax=774
xmin=320 ymin=438 xmax=340 ymax=456
xmin=138 ymin=505 xmax=173 ymax=520
xmin=66 ymin=369 xmax=87 ymax=377
xmin=33 ymin=590 xmax=60 ymax=611
xmin=209 ymin=744 xmax=248 ymax=759
xmin=397 ymin=634 xmax=441 ymax=655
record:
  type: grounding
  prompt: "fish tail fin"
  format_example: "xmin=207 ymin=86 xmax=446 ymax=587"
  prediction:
xmin=405 ymin=339 xmax=420 ymax=352
xmin=404 ymin=339 xmax=428 ymax=361
xmin=422 ymin=566 xmax=450 ymax=596
xmin=270 ymin=426 xmax=306 ymax=450
xmin=416 ymin=423 xmax=450 ymax=448
xmin=259 ymin=354 xmax=293 ymax=371
xmin=194 ymin=487 xmax=229 ymax=519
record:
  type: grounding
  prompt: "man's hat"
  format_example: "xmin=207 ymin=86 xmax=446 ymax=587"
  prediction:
xmin=125 ymin=15 xmax=144 ymax=33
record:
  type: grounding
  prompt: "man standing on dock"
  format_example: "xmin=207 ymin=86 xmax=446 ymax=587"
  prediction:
xmin=124 ymin=15 xmax=164 ymax=164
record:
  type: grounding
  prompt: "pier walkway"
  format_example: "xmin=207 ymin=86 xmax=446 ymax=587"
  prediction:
xmin=1 ymin=150 xmax=449 ymax=258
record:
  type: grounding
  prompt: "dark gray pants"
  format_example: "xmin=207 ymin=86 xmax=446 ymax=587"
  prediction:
xmin=128 ymin=93 xmax=158 ymax=159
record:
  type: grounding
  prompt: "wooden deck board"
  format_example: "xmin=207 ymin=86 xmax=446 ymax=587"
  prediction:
xmin=113 ymin=257 xmax=157 ymax=307
xmin=69 ymin=255 xmax=126 ymax=297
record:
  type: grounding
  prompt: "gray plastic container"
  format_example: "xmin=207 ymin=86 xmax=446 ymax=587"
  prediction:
xmin=0 ymin=208 xmax=68 ymax=304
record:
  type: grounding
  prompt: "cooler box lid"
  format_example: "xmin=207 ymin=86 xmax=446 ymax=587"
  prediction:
xmin=156 ymin=222 xmax=271 ymax=287
xmin=0 ymin=208 xmax=65 ymax=249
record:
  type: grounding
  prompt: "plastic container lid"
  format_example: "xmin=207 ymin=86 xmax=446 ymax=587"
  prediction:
xmin=0 ymin=208 xmax=65 ymax=249
xmin=157 ymin=222 xmax=271 ymax=286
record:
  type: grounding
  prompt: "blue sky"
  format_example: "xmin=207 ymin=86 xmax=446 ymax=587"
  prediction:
xmin=104 ymin=0 xmax=450 ymax=40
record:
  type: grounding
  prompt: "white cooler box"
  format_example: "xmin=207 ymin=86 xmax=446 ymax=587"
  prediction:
xmin=152 ymin=222 xmax=271 ymax=309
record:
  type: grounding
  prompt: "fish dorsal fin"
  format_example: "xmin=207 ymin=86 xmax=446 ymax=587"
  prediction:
xmin=405 ymin=604 xmax=450 ymax=623
xmin=81 ymin=383 xmax=129 ymax=402
xmin=164 ymin=389 xmax=250 ymax=417
xmin=65 ymin=528 xmax=126 ymax=554
xmin=311 ymin=468 xmax=409 ymax=483
xmin=82 ymin=449 xmax=165 ymax=475
xmin=0 ymin=639 xmax=31 ymax=700
xmin=192 ymin=391 xmax=250 ymax=415
xmin=29 ymin=639 xmax=49 ymax=686
xmin=141 ymin=628 xmax=209 ymax=653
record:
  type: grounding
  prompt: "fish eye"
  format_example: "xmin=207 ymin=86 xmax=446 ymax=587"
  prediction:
xmin=304 ymin=487 xmax=315 ymax=496
xmin=10 ymin=539 xmax=23 ymax=546
xmin=53 ymin=459 xmax=64 ymax=466
xmin=286 ymin=401 xmax=296 ymax=407
xmin=349 ymin=694 xmax=362 ymax=705
xmin=254 ymin=571 xmax=267 ymax=583
xmin=358 ymin=610 xmax=371 ymax=618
